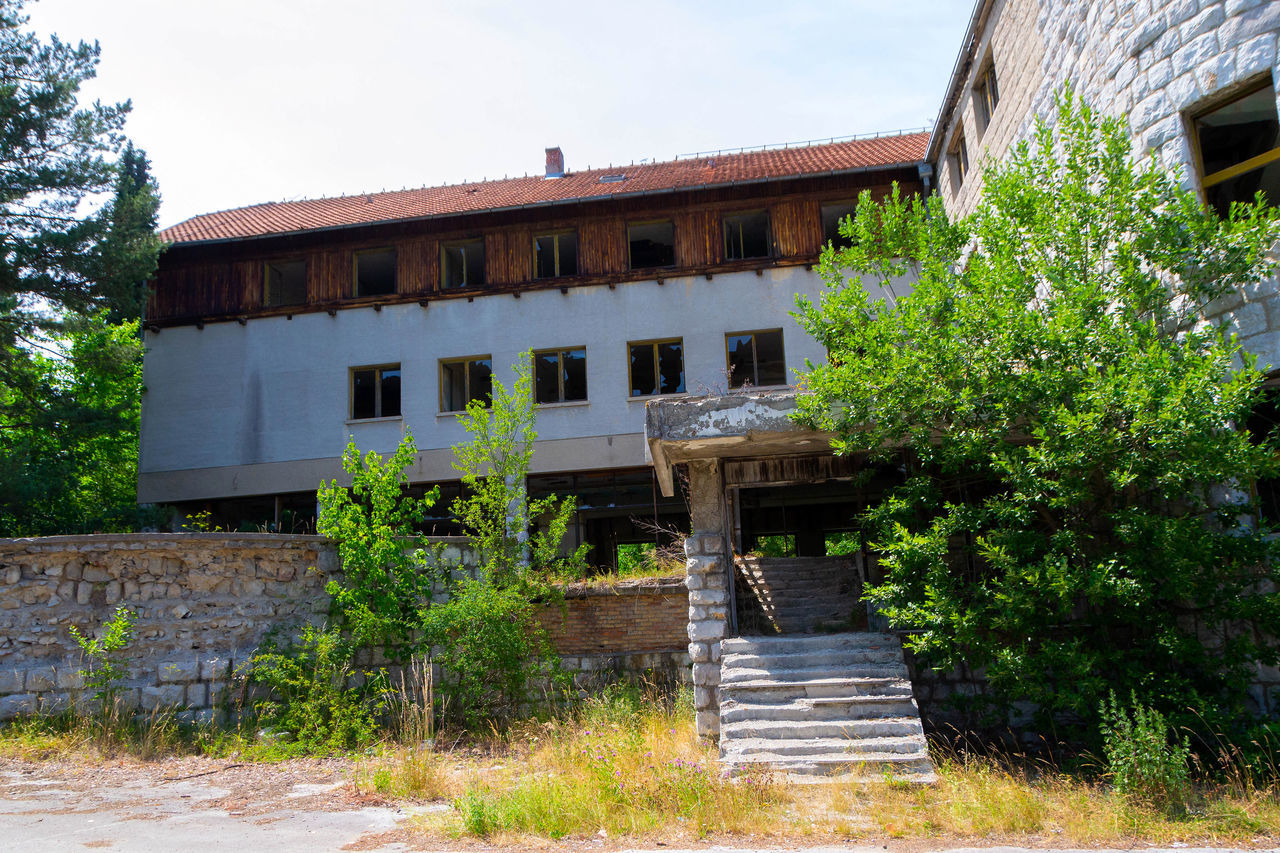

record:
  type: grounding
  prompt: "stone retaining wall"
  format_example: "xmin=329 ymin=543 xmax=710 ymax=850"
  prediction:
xmin=0 ymin=534 xmax=691 ymax=721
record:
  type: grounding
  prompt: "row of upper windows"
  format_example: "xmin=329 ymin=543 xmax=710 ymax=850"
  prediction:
xmin=349 ymin=329 xmax=787 ymax=419
xmin=263 ymin=205 xmax=859 ymax=308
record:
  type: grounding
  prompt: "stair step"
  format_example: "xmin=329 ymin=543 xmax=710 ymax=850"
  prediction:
xmin=721 ymin=735 xmax=928 ymax=759
xmin=722 ymin=648 xmax=901 ymax=669
xmin=721 ymin=632 xmax=899 ymax=653
xmin=720 ymin=695 xmax=917 ymax=723
xmin=720 ymin=716 xmax=924 ymax=740
xmin=721 ymin=663 xmax=908 ymax=685
xmin=723 ymin=753 xmax=937 ymax=780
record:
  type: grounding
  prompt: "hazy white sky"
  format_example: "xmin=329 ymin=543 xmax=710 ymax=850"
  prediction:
xmin=24 ymin=1 xmax=974 ymax=228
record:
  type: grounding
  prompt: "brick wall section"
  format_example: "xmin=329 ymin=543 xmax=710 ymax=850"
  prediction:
xmin=537 ymin=578 xmax=688 ymax=656
xmin=0 ymin=534 xmax=691 ymax=721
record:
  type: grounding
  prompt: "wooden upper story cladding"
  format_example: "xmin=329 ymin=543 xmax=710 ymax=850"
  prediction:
xmin=147 ymin=170 xmax=921 ymax=324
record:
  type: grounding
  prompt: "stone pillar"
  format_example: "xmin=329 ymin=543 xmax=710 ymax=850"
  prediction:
xmin=685 ymin=459 xmax=728 ymax=740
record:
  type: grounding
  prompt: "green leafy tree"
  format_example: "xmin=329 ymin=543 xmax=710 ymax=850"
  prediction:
xmin=794 ymin=91 xmax=1280 ymax=735
xmin=0 ymin=1 xmax=162 ymax=535
xmin=317 ymin=434 xmax=439 ymax=652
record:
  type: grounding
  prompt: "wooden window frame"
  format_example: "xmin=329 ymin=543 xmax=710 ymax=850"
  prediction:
xmin=627 ymin=219 xmax=677 ymax=270
xmin=439 ymin=355 xmax=493 ymax=413
xmin=352 ymin=247 xmax=398 ymax=298
xmin=722 ymin=209 xmax=772 ymax=261
xmin=264 ymin=257 xmax=308 ymax=307
xmin=973 ymin=61 xmax=999 ymax=132
xmin=533 ymin=229 xmax=579 ymax=279
xmin=1187 ymin=74 xmax=1280 ymax=203
xmin=626 ymin=337 xmax=685 ymax=398
xmin=440 ymin=238 xmax=485 ymax=290
xmin=349 ymin=363 xmax=401 ymax=420
xmin=532 ymin=346 xmax=588 ymax=405
xmin=820 ymin=200 xmax=859 ymax=249
xmin=949 ymin=130 xmax=970 ymax=187
xmin=725 ymin=328 xmax=786 ymax=389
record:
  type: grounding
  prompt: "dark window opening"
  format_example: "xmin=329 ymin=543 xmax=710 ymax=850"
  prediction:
xmin=441 ymin=356 xmax=493 ymax=412
xmin=355 ymin=248 xmax=397 ymax=297
xmin=950 ymin=132 xmax=969 ymax=187
xmin=727 ymin=329 xmax=786 ymax=388
xmin=1194 ymin=79 xmax=1280 ymax=217
xmin=974 ymin=63 xmax=1000 ymax=131
xmin=821 ymin=202 xmax=858 ymax=249
xmin=265 ymin=259 xmax=307 ymax=307
xmin=534 ymin=347 xmax=587 ymax=404
xmin=535 ymin=231 xmax=579 ymax=278
xmin=351 ymin=364 xmax=401 ymax=419
xmin=628 ymin=220 xmax=676 ymax=269
xmin=723 ymin=210 xmax=770 ymax=261
xmin=628 ymin=339 xmax=684 ymax=397
xmin=442 ymin=239 xmax=485 ymax=290
xmin=1247 ymin=384 xmax=1280 ymax=523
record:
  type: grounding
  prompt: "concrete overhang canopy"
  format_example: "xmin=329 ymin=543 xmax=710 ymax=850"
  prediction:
xmin=644 ymin=390 xmax=834 ymax=496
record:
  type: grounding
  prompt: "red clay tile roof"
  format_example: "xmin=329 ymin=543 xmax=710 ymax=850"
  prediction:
xmin=161 ymin=133 xmax=928 ymax=245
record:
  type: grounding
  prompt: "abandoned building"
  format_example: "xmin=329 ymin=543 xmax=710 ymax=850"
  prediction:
xmin=128 ymin=0 xmax=1280 ymax=773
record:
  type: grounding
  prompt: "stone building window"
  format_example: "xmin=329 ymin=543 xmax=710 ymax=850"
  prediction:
xmin=264 ymin=258 xmax=307 ymax=307
xmin=441 ymin=239 xmax=485 ymax=290
xmin=974 ymin=62 xmax=1000 ymax=132
xmin=1191 ymin=78 xmax=1280 ymax=217
xmin=354 ymin=248 xmax=397 ymax=297
xmin=440 ymin=356 xmax=492 ymax=412
xmin=1247 ymin=379 xmax=1280 ymax=523
xmin=628 ymin=220 xmax=676 ymax=269
xmin=628 ymin=339 xmax=684 ymax=397
xmin=351 ymin=364 xmax=401 ymax=420
xmin=723 ymin=210 xmax=771 ymax=261
xmin=533 ymin=347 xmax=587 ymax=404
xmin=949 ymin=131 xmax=970 ymax=188
xmin=821 ymin=201 xmax=858 ymax=249
xmin=535 ymin=230 xmax=579 ymax=278
xmin=726 ymin=329 xmax=785 ymax=388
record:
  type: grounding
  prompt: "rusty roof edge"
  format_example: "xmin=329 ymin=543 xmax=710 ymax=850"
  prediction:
xmin=925 ymin=0 xmax=994 ymax=165
xmin=160 ymin=156 xmax=927 ymax=250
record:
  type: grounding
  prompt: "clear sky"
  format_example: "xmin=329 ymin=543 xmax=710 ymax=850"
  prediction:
xmin=23 ymin=1 xmax=975 ymax=229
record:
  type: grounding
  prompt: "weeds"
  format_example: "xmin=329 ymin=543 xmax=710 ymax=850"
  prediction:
xmin=1100 ymin=692 xmax=1191 ymax=811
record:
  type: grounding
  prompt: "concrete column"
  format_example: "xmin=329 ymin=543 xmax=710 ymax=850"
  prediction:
xmin=685 ymin=459 xmax=728 ymax=740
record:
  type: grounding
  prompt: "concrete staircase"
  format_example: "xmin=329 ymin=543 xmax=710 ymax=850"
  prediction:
xmin=735 ymin=556 xmax=866 ymax=634
xmin=718 ymin=632 xmax=935 ymax=780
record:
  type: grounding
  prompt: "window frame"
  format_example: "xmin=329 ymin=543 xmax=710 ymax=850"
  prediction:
xmin=264 ymin=257 xmax=308 ymax=307
xmin=532 ymin=346 xmax=588 ymax=405
xmin=627 ymin=219 xmax=677 ymax=270
xmin=438 ymin=354 xmax=494 ymax=413
xmin=1187 ymin=75 xmax=1280 ymax=210
xmin=349 ymin=363 xmax=402 ymax=421
xmin=722 ymin=209 xmax=772 ymax=261
xmin=949 ymin=130 xmax=970 ymax=187
xmin=533 ymin=229 xmax=579 ymax=279
xmin=626 ymin=337 xmax=685 ymax=399
xmin=820 ymin=200 xmax=859 ymax=249
xmin=973 ymin=61 xmax=1000 ymax=132
xmin=440 ymin=238 xmax=486 ymax=290
xmin=352 ymin=247 xmax=398 ymax=298
xmin=725 ymin=328 xmax=787 ymax=389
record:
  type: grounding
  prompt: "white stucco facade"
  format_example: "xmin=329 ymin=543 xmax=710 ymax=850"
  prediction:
xmin=138 ymin=267 xmax=833 ymax=504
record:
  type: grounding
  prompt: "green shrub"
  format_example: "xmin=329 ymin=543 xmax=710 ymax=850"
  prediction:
xmin=247 ymin=624 xmax=383 ymax=753
xmin=69 ymin=605 xmax=135 ymax=713
xmin=1100 ymin=692 xmax=1191 ymax=810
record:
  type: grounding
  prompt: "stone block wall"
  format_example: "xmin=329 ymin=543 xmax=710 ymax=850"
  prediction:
xmin=0 ymin=534 xmax=692 ymax=721
xmin=684 ymin=533 xmax=728 ymax=739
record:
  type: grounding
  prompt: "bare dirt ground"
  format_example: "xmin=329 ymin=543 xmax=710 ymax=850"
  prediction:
xmin=0 ymin=754 xmax=1272 ymax=853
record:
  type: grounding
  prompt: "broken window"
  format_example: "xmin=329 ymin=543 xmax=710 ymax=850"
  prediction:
xmin=264 ymin=259 xmax=307 ymax=307
xmin=949 ymin=131 xmax=969 ymax=188
xmin=974 ymin=62 xmax=1000 ymax=132
xmin=534 ymin=230 xmax=579 ymax=278
xmin=533 ymin=347 xmax=587 ymax=404
xmin=726 ymin=329 xmax=786 ymax=388
xmin=354 ymin=248 xmax=397 ymax=297
xmin=440 ymin=356 xmax=493 ymax=412
xmin=628 ymin=220 xmax=676 ymax=269
xmin=441 ymin=239 xmax=485 ymax=290
xmin=1192 ymin=78 xmax=1280 ymax=217
xmin=820 ymin=202 xmax=858 ymax=249
xmin=628 ymin=339 xmax=684 ymax=397
xmin=723 ymin=210 xmax=770 ymax=261
xmin=351 ymin=364 xmax=401 ymax=420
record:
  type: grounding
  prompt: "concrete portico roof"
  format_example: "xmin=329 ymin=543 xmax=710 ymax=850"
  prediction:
xmin=644 ymin=391 xmax=834 ymax=496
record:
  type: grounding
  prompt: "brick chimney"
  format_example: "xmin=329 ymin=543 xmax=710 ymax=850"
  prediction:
xmin=545 ymin=146 xmax=564 ymax=179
